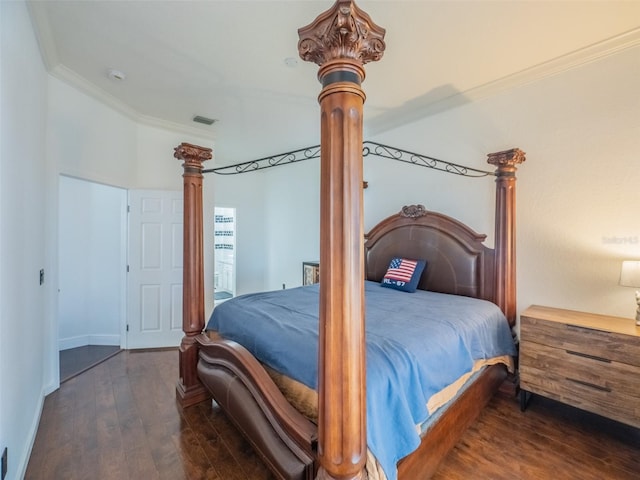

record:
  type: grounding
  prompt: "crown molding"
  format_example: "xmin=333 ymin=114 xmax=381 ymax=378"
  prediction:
xmin=465 ymin=27 xmax=640 ymax=103
xmin=367 ymin=27 xmax=640 ymax=136
xmin=136 ymin=113 xmax=217 ymax=141
xmin=28 ymin=1 xmax=638 ymax=140
xmin=27 ymin=1 xmax=60 ymax=71
xmin=51 ymin=64 xmax=138 ymax=118
xmin=27 ymin=1 xmax=215 ymax=141
xmin=50 ymin=65 xmax=216 ymax=140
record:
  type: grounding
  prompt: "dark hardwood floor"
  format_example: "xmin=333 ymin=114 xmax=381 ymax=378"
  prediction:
xmin=27 ymin=349 xmax=639 ymax=479
xmin=59 ymin=345 xmax=122 ymax=383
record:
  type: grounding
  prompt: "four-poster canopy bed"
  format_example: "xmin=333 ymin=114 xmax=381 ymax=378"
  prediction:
xmin=173 ymin=2 xmax=526 ymax=480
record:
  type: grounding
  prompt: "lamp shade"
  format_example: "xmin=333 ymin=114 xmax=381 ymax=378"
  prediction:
xmin=619 ymin=260 xmax=640 ymax=288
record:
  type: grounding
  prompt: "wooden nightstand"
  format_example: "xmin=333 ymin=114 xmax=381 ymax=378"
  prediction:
xmin=519 ymin=305 xmax=640 ymax=428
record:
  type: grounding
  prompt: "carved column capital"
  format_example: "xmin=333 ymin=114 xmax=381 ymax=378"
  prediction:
xmin=174 ymin=142 xmax=213 ymax=171
xmin=487 ymin=148 xmax=526 ymax=173
xmin=298 ymin=0 xmax=386 ymax=69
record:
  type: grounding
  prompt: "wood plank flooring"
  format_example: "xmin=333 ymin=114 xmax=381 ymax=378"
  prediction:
xmin=59 ymin=345 xmax=122 ymax=383
xmin=26 ymin=349 xmax=639 ymax=479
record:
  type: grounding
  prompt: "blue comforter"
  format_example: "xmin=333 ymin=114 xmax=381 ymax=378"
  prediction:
xmin=206 ymin=281 xmax=516 ymax=480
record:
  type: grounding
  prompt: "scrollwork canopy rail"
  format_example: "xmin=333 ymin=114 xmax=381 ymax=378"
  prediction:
xmin=202 ymin=141 xmax=495 ymax=178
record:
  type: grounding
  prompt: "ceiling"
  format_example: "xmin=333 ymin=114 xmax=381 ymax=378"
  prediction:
xmin=28 ymin=1 xmax=640 ymax=165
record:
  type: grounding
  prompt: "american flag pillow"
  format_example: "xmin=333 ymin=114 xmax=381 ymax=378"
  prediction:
xmin=380 ymin=257 xmax=427 ymax=293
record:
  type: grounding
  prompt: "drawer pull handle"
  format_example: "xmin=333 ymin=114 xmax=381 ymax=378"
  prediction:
xmin=565 ymin=350 xmax=611 ymax=363
xmin=565 ymin=377 xmax=611 ymax=393
xmin=566 ymin=324 xmax=605 ymax=334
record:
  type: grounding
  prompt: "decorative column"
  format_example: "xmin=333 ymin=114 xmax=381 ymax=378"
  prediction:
xmin=487 ymin=148 xmax=526 ymax=326
xmin=298 ymin=2 xmax=385 ymax=480
xmin=174 ymin=142 xmax=213 ymax=407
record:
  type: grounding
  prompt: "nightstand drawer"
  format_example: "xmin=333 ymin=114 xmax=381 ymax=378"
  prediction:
xmin=520 ymin=342 xmax=640 ymax=400
xmin=519 ymin=305 xmax=640 ymax=428
xmin=520 ymin=364 xmax=640 ymax=429
xmin=520 ymin=315 xmax=640 ymax=367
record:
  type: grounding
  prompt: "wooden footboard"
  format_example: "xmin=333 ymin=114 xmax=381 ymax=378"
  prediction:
xmin=195 ymin=334 xmax=317 ymax=480
xmin=197 ymin=332 xmax=507 ymax=480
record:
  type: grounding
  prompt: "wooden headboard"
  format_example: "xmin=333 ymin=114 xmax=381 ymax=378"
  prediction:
xmin=365 ymin=204 xmax=496 ymax=304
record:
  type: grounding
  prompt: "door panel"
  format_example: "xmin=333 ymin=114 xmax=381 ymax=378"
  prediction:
xmin=128 ymin=190 xmax=183 ymax=348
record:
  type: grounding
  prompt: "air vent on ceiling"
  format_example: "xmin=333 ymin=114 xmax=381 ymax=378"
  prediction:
xmin=193 ymin=115 xmax=216 ymax=126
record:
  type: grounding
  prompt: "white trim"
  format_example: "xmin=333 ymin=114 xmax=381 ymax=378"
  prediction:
xmin=50 ymin=64 xmax=215 ymax=139
xmin=27 ymin=1 xmax=214 ymax=140
xmin=121 ymin=190 xmax=129 ymax=350
xmin=52 ymin=64 xmax=139 ymax=118
xmin=25 ymin=0 xmax=59 ymax=70
xmin=15 ymin=388 xmax=45 ymax=480
xmin=88 ymin=334 xmax=121 ymax=346
xmin=28 ymin=0 xmax=639 ymax=142
xmin=58 ymin=334 xmax=121 ymax=351
xmin=367 ymin=27 xmax=640 ymax=135
xmin=465 ymin=27 xmax=640 ymax=101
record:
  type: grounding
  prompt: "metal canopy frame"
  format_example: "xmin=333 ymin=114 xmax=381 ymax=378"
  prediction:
xmin=203 ymin=141 xmax=494 ymax=178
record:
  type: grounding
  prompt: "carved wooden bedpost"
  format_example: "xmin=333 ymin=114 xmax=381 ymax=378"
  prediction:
xmin=298 ymin=2 xmax=385 ymax=479
xmin=488 ymin=148 xmax=526 ymax=326
xmin=174 ymin=142 xmax=212 ymax=407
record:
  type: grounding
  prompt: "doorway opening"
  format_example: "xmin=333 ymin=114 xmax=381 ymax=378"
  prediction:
xmin=214 ymin=207 xmax=236 ymax=304
xmin=58 ymin=175 xmax=126 ymax=381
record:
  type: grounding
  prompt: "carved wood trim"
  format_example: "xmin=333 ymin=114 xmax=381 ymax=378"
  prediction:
xmin=488 ymin=148 xmax=525 ymax=326
xmin=174 ymin=142 xmax=213 ymax=407
xmin=298 ymin=0 xmax=385 ymax=67
xmin=298 ymin=2 xmax=385 ymax=479
xmin=399 ymin=204 xmax=428 ymax=218
xmin=196 ymin=334 xmax=317 ymax=480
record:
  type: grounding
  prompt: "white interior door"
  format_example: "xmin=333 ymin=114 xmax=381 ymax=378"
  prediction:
xmin=127 ymin=190 xmax=184 ymax=349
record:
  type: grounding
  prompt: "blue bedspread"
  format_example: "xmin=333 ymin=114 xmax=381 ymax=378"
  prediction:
xmin=206 ymin=281 xmax=515 ymax=480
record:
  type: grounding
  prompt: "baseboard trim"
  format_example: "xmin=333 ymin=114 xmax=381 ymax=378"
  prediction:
xmin=58 ymin=334 xmax=120 ymax=351
xmin=16 ymin=387 xmax=45 ymax=480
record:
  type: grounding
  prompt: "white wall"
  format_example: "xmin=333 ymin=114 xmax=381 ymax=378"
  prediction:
xmin=135 ymin=124 xmax=210 ymax=190
xmin=227 ymin=42 xmax=640 ymax=326
xmin=368 ymin=44 xmax=640 ymax=321
xmin=48 ymin=77 xmax=137 ymax=187
xmin=47 ymin=78 xmax=216 ymax=333
xmin=208 ymin=169 xmax=268 ymax=310
xmin=58 ymin=176 xmax=126 ymax=350
xmin=0 ymin=2 xmax=50 ymax=479
xmin=0 ymin=12 xmax=217 ymax=476
xmin=263 ymin=160 xmax=321 ymax=291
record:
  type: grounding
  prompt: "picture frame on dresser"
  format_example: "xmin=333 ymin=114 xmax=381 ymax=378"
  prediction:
xmin=302 ymin=261 xmax=320 ymax=286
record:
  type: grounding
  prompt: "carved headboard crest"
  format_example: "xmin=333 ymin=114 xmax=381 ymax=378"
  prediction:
xmin=400 ymin=204 xmax=427 ymax=218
